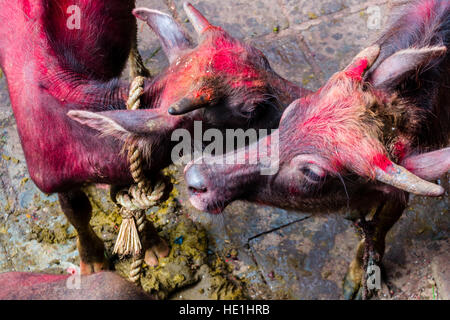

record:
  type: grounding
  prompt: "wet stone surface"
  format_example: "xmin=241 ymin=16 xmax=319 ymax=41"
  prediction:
xmin=250 ymin=33 xmax=321 ymax=91
xmin=280 ymin=0 xmax=362 ymax=26
xmin=249 ymin=214 xmax=360 ymax=299
xmin=0 ymin=0 xmax=448 ymax=300
xmin=171 ymin=0 xmax=290 ymax=39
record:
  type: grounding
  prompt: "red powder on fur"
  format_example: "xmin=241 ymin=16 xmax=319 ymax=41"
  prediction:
xmin=372 ymin=153 xmax=392 ymax=171
xmin=331 ymin=158 xmax=344 ymax=172
xmin=345 ymin=58 xmax=368 ymax=81
xmin=393 ymin=141 xmax=407 ymax=161
xmin=22 ymin=274 xmax=69 ymax=287
xmin=203 ymin=25 xmax=222 ymax=34
xmin=415 ymin=0 xmax=434 ymax=21
xmin=194 ymin=87 xmax=213 ymax=101
xmin=213 ymin=53 xmax=257 ymax=79
xmin=289 ymin=186 xmax=300 ymax=195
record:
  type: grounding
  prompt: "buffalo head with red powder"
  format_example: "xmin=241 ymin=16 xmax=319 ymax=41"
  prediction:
xmin=185 ymin=45 xmax=449 ymax=213
xmin=69 ymin=3 xmax=301 ymax=142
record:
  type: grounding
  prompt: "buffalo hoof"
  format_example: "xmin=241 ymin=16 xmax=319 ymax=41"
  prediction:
xmin=76 ymin=233 xmax=109 ymax=275
xmin=342 ymin=270 xmax=363 ymax=300
xmin=80 ymin=258 xmax=109 ymax=275
xmin=145 ymin=237 xmax=170 ymax=267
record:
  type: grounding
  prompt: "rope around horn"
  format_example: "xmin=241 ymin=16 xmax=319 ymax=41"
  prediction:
xmin=113 ymin=76 xmax=165 ymax=284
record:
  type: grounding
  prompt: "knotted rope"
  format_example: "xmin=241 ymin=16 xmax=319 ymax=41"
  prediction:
xmin=112 ymin=76 xmax=165 ymax=284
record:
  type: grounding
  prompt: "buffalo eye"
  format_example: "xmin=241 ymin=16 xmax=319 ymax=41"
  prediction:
xmin=300 ymin=164 xmax=326 ymax=183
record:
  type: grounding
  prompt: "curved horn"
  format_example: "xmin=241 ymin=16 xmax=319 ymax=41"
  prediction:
xmin=133 ymin=8 xmax=191 ymax=63
xmin=183 ymin=2 xmax=212 ymax=34
xmin=168 ymin=88 xmax=215 ymax=115
xmin=168 ymin=97 xmax=207 ymax=115
xmin=344 ymin=45 xmax=380 ymax=80
xmin=346 ymin=45 xmax=380 ymax=71
xmin=375 ymin=163 xmax=444 ymax=197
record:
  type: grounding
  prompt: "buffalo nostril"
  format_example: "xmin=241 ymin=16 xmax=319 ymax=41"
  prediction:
xmin=189 ymin=186 xmax=207 ymax=194
xmin=185 ymin=165 xmax=208 ymax=194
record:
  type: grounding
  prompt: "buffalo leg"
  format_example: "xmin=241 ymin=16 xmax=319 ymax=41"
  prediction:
xmin=343 ymin=199 xmax=406 ymax=299
xmin=58 ymin=189 xmax=108 ymax=275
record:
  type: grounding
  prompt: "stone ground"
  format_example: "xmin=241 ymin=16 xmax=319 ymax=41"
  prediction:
xmin=0 ymin=0 xmax=448 ymax=300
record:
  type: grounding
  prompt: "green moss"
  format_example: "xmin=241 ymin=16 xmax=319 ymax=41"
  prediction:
xmin=28 ymin=222 xmax=76 ymax=244
xmin=20 ymin=177 xmax=29 ymax=187
xmin=209 ymin=275 xmax=244 ymax=300
xmin=3 ymin=199 xmax=11 ymax=213
xmin=307 ymin=12 xmax=318 ymax=20
xmin=1 ymin=154 xmax=20 ymax=163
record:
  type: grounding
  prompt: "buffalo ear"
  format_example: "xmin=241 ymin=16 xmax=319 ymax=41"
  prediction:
xmin=67 ymin=109 xmax=177 ymax=141
xmin=401 ymin=147 xmax=450 ymax=181
xmin=368 ymin=46 xmax=447 ymax=89
xmin=133 ymin=8 xmax=192 ymax=63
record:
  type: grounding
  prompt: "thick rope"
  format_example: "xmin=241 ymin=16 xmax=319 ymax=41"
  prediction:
xmin=113 ymin=76 xmax=165 ymax=284
xmin=126 ymin=76 xmax=145 ymax=110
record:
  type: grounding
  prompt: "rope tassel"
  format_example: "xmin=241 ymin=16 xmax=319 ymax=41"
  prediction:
xmin=113 ymin=209 xmax=142 ymax=257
